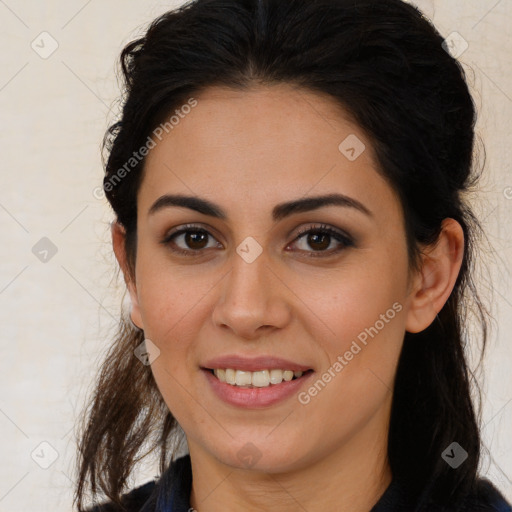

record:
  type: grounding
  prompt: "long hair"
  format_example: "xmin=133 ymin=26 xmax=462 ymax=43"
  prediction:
xmin=74 ymin=0 xmax=491 ymax=509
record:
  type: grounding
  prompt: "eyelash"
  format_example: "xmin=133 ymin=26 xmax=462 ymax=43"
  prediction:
xmin=161 ymin=223 xmax=355 ymax=258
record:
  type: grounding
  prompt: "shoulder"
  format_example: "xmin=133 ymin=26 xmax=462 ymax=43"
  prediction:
xmin=83 ymin=454 xmax=192 ymax=512
xmin=377 ymin=476 xmax=511 ymax=512
xmin=84 ymin=480 xmax=157 ymax=512
xmin=458 ymin=477 xmax=512 ymax=512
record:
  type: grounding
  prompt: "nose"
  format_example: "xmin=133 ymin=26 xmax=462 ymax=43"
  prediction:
xmin=211 ymin=248 xmax=292 ymax=340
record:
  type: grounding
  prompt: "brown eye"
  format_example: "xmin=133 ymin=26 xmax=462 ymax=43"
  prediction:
xmin=161 ymin=225 xmax=221 ymax=255
xmin=290 ymin=224 xmax=355 ymax=257
xmin=303 ymin=232 xmax=331 ymax=251
xmin=183 ymin=231 xmax=209 ymax=250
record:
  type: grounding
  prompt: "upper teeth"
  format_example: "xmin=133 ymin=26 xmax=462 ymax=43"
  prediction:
xmin=213 ymin=369 xmax=304 ymax=387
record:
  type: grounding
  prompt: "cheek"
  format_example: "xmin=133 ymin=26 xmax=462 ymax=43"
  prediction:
xmin=135 ymin=259 xmax=209 ymax=421
xmin=299 ymin=274 xmax=406 ymax=440
xmin=135 ymin=252 xmax=209 ymax=338
xmin=302 ymin=252 xmax=408 ymax=411
xmin=303 ymin=257 xmax=407 ymax=345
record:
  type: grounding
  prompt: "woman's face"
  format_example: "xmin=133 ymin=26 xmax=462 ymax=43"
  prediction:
xmin=126 ymin=84 xmax=417 ymax=473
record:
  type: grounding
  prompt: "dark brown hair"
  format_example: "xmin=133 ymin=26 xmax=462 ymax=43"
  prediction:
xmin=75 ymin=0 xmax=491 ymax=510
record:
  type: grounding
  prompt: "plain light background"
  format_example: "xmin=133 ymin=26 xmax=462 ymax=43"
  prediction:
xmin=0 ymin=0 xmax=511 ymax=510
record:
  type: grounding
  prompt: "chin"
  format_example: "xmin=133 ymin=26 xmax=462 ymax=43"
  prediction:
xmin=209 ymin=437 xmax=311 ymax=474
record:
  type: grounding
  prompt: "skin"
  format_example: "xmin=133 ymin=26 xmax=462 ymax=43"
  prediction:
xmin=112 ymin=83 xmax=464 ymax=512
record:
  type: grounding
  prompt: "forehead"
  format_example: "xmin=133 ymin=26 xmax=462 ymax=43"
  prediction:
xmin=138 ymin=84 xmax=401 ymax=224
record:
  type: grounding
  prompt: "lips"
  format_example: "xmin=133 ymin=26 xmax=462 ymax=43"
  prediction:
xmin=202 ymin=366 xmax=315 ymax=408
xmin=200 ymin=354 xmax=315 ymax=408
xmin=201 ymin=354 xmax=313 ymax=372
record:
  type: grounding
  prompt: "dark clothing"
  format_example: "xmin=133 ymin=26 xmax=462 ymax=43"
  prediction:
xmin=87 ymin=454 xmax=511 ymax=511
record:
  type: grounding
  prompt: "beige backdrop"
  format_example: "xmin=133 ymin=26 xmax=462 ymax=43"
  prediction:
xmin=0 ymin=0 xmax=511 ymax=510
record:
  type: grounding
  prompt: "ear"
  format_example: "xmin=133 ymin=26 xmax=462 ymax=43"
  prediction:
xmin=111 ymin=221 xmax=144 ymax=330
xmin=405 ymin=218 xmax=464 ymax=333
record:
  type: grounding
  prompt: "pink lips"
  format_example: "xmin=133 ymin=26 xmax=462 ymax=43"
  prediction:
xmin=200 ymin=354 xmax=314 ymax=408
xmin=202 ymin=354 xmax=312 ymax=372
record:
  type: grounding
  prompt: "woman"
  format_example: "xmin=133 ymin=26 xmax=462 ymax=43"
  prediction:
xmin=74 ymin=0 xmax=511 ymax=511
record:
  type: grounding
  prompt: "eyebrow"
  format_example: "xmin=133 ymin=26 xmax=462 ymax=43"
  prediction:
xmin=148 ymin=193 xmax=372 ymax=221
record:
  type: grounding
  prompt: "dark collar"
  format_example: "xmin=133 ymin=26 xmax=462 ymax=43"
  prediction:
xmin=139 ymin=454 xmax=511 ymax=512
xmin=146 ymin=454 xmax=412 ymax=511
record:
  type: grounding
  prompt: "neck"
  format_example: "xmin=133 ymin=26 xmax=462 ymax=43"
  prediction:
xmin=188 ymin=401 xmax=392 ymax=512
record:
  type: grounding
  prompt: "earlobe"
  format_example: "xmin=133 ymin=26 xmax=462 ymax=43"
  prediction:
xmin=405 ymin=218 xmax=464 ymax=333
xmin=111 ymin=221 xmax=144 ymax=331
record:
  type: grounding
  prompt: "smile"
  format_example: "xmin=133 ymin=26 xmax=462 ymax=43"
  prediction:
xmin=201 ymin=367 xmax=315 ymax=408
xmin=208 ymin=368 xmax=313 ymax=388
